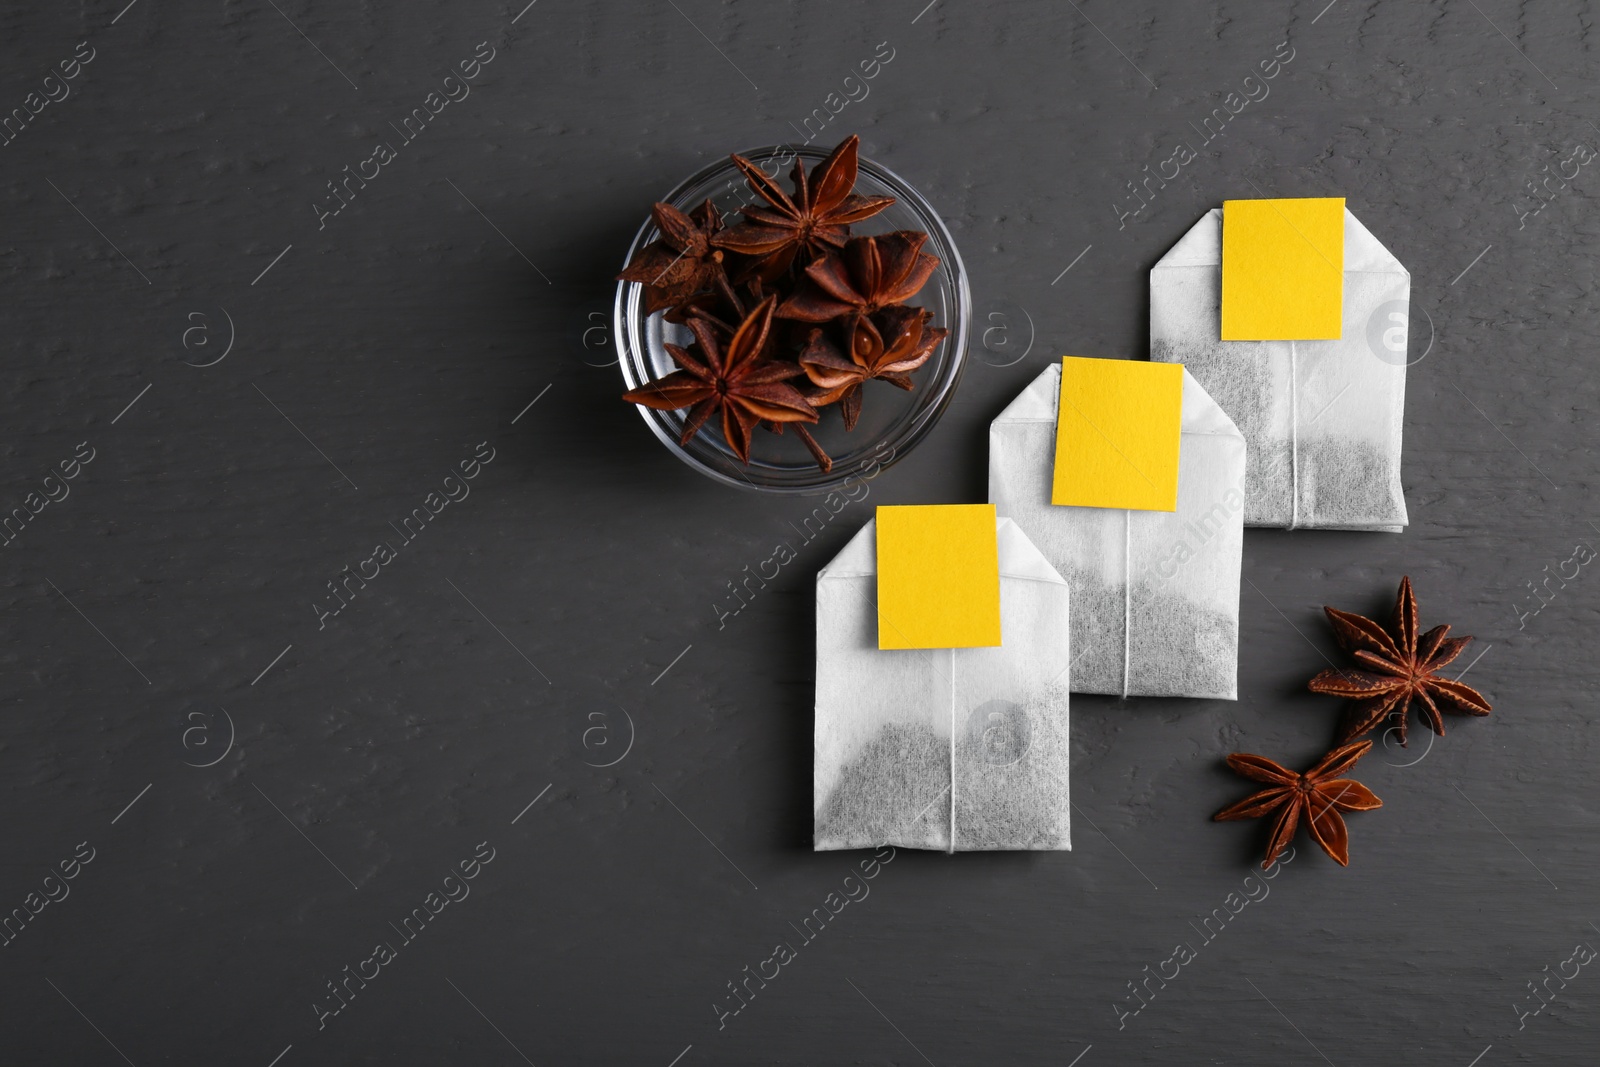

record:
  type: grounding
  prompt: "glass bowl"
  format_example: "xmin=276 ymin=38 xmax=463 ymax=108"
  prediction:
xmin=613 ymin=144 xmax=970 ymax=494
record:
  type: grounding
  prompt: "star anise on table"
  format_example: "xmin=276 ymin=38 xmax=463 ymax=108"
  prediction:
xmin=799 ymin=306 xmax=947 ymax=430
xmin=712 ymin=134 xmax=896 ymax=279
xmin=1213 ymin=740 xmax=1383 ymax=869
xmin=616 ymin=200 xmax=732 ymax=315
xmin=778 ymin=231 xmax=940 ymax=322
xmin=1307 ymin=576 xmax=1492 ymax=747
xmin=620 ymin=294 xmax=816 ymax=462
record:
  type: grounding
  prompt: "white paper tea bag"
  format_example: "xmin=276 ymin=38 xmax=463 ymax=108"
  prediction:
xmin=1150 ymin=205 xmax=1409 ymax=530
xmin=989 ymin=361 xmax=1245 ymax=699
xmin=813 ymin=517 xmax=1072 ymax=852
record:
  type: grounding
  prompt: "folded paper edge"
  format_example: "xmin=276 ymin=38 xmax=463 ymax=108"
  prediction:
xmin=816 ymin=516 xmax=1069 ymax=584
xmin=989 ymin=362 xmax=1243 ymax=439
xmin=1179 ymin=367 xmax=1242 ymax=439
xmin=1151 ymin=205 xmax=1405 ymax=275
xmin=816 ymin=517 xmax=877 ymax=580
xmin=1150 ymin=207 xmax=1221 ymax=268
xmin=995 ymin=517 xmax=1069 ymax=585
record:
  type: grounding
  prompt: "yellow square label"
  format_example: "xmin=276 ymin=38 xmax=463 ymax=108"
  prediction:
xmin=875 ymin=504 xmax=1001 ymax=650
xmin=1221 ymin=197 xmax=1345 ymax=340
xmin=1052 ymin=357 xmax=1183 ymax=512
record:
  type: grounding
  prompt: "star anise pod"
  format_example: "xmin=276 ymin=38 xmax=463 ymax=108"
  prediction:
xmin=663 ymin=275 xmax=765 ymax=331
xmin=763 ymin=419 xmax=834 ymax=474
xmin=620 ymin=295 xmax=816 ymax=462
xmin=777 ymin=231 xmax=940 ymax=322
xmin=617 ymin=199 xmax=732 ymax=315
xmin=1213 ymin=740 xmax=1383 ymax=869
xmin=1308 ymin=576 xmax=1492 ymax=746
xmin=799 ymin=307 xmax=946 ymax=430
xmin=712 ymin=135 xmax=896 ymax=279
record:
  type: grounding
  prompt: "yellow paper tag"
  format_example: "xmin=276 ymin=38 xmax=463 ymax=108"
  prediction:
xmin=875 ymin=504 xmax=1001 ymax=650
xmin=1221 ymin=197 xmax=1345 ymax=340
xmin=1051 ymin=357 xmax=1183 ymax=512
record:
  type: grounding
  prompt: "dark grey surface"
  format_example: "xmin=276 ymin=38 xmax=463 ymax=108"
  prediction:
xmin=1 ymin=2 xmax=1592 ymax=1064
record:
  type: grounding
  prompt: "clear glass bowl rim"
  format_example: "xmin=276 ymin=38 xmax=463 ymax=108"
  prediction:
xmin=612 ymin=143 xmax=971 ymax=495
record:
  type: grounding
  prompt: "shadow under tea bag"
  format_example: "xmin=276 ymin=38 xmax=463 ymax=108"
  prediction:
xmin=1150 ymin=200 xmax=1410 ymax=531
xmin=813 ymin=512 xmax=1072 ymax=852
xmin=989 ymin=358 xmax=1245 ymax=699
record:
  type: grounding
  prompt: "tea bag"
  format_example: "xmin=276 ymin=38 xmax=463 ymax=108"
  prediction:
xmin=989 ymin=361 xmax=1245 ymax=699
xmin=1150 ymin=204 xmax=1409 ymax=530
xmin=813 ymin=517 xmax=1072 ymax=852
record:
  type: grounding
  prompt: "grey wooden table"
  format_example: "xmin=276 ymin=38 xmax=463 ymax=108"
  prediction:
xmin=1 ymin=2 xmax=1590 ymax=1064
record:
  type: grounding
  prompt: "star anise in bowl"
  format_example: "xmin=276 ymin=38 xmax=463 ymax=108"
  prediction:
xmin=616 ymin=200 xmax=732 ymax=315
xmin=613 ymin=136 xmax=965 ymax=486
xmin=712 ymin=136 xmax=896 ymax=281
xmin=620 ymin=295 xmax=817 ymax=463
xmin=799 ymin=307 xmax=947 ymax=432
xmin=779 ymin=231 xmax=941 ymax=323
